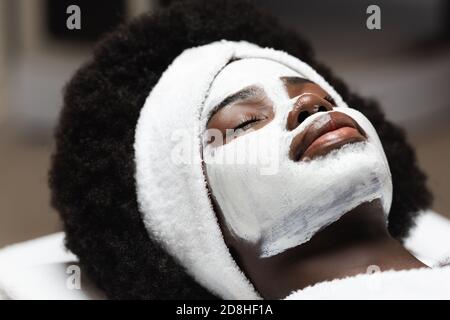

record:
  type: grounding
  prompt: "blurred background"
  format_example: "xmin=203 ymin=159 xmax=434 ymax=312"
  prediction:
xmin=0 ymin=0 xmax=449 ymax=248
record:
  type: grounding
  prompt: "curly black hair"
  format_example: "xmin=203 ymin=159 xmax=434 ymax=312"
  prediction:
xmin=49 ymin=0 xmax=432 ymax=299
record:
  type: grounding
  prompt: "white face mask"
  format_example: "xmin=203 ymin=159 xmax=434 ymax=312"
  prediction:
xmin=202 ymin=58 xmax=393 ymax=258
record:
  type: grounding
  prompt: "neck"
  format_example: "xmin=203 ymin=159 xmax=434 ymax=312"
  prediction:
xmin=231 ymin=201 xmax=428 ymax=299
xmin=281 ymin=226 xmax=427 ymax=294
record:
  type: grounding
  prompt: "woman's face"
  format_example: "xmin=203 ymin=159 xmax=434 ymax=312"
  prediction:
xmin=201 ymin=58 xmax=392 ymax=260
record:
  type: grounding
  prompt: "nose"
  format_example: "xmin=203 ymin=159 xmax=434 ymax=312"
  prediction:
xmin=287 ymin=94 xmax=334 ymax=131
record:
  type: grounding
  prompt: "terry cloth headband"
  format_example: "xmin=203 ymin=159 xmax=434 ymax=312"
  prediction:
xmin=134 ymin=40 xmax=350 ymax=299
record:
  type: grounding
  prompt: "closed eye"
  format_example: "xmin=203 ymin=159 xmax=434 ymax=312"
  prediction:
xmin=206 ymin=86 xmax=274 ymax=146
xmin=234 ymin=116 xmax=260 ymax=131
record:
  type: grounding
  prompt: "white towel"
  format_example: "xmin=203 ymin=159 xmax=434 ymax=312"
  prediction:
xmin=286 ymin=266 xmax=450 ymax=300
xmin=0 ymin=211 xmax=448 ymax=299
xmin=0 ymin=233 xmax=104 ymax=300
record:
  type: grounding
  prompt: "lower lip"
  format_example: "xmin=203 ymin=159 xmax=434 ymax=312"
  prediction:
xmin=302 ymin=127 xmax=366 ymax=160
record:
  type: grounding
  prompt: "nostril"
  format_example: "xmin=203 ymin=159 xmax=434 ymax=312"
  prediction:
xmin=318 ymin=106 xmax=328 ymax=112
xmin=298 ymin=111 xmax=310 ymax=124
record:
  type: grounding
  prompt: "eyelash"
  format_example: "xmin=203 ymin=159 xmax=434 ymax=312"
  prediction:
xmin=234 ymin=115 xmax=259 ymax=131
xmin=325 ymin=95 xmax=335 ymax=105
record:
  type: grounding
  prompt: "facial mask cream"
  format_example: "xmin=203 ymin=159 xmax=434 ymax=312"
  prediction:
xmin=202 ymin=59 xmax=392 ymax=258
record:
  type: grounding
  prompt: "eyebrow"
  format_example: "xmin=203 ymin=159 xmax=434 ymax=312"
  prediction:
xmin=215 ymin=86 xmax=265 ymax=110
xmin=210 ymin=85 xmax=266 ymax=116
xmin=210 ymin=77 xmax=312 ymax=116
xmin=281 ymin=76 xmax=313 ymax=85
xmin=212 ymin=77 xmax=311 ymax=113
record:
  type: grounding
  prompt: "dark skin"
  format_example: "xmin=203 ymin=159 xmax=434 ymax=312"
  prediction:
xmin=206 ymin=77 xmax=428 ymax=299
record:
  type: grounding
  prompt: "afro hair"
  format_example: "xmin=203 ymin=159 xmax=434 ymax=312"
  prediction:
xmin=49 ymin=0 xmax=432 ymax=299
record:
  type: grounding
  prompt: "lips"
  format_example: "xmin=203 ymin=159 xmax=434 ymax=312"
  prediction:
xmin=289 ymin=112 xmax=367 ymax=161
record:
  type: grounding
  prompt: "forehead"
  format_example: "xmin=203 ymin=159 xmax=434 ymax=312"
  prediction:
xmin=204 ymin=58 xmax=303 ymax=110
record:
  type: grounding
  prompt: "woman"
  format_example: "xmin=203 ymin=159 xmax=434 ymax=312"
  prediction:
xmin=4 ymin=0 xmax=446 ymax=299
